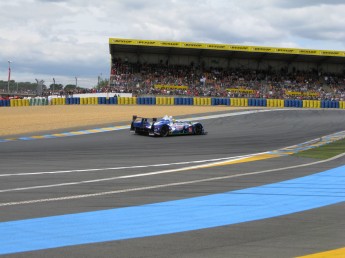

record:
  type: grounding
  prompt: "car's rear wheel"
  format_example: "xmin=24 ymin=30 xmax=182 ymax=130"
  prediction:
xmin=160 ymin=125 xmax=169 ymax=137
xmin=194 ymin=124 xmax=203 ymax=135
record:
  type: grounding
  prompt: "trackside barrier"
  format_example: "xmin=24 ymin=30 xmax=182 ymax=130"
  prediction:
xmin=193 ymin=97 xmax=210 ymax=106
xmin=0 ymin=99 xmax=10 ymax=107
xmin=284 ymin=99 xmax=303 ymax=108
xmin=156 ymin=97 xmax=172 ymax=105
xmin=90 ymin=97 xmax=97 ymax=105
xmin=80 ymin=97 xmax=87 ymax=105
xmin=11 ymin=98 xmax=41 ymax=106
xmin=211 ymin=98 xmax=230 ymax=106
xmin=98 ymin=97 xmax=117 ymax=104
xmin=174 ymin=97 xmax=193 ymax=105
xmin=118 ymin=97 xmax=136 ymax=105
xmin=314 ymin=100 xmax=321 ymax=108
xmin=80 ymin=97 xmax=98 ymax=105
xmin=40 ymin=98 xmax=47 ymax=105
xmin=267 ymin=99 xmax=284 ymax=108
xmin=10 ymin=99 xmax=16 ymax=107
xmin=231 ymin=98 xmax=248 ymax=107
xmin=303 ymin=100 xmax=321 ymax=109
xmin=10 ymin=99 xmax=15 ymax=107
xmin=22 ymin=99 xmax=30 ymax=106
xmin=66 ymin=97 xmax=80 ymax=105
xmin=66 ymin=98 xmax=72 ymax=105
xmin=4 ymin=96 xmax=345 ymax=110
xmin=193 ymin=97 xmax=200 ymax=106
xmin=339 ymin=101 xmax=345 ymax=109
xmin=28 ymin=98 xmax=48 ymax=106
xmin=137 ymin=97 xmax=156 ymax=105
xmin=10 ymin=99 xmax=26 ymax=107
xmin=111 ymin=97 xmax=118 ymax=104
xmin=204 ymin=97 xmax=211 ymax=106
xmin=321 ymin=100 xmax=340 ymax=109
xmin=248 ymin=98 xmax=266 ymax=107
xmin=157 ymin=97 xmax=174 ymax=105
xmin=51 ymin=97 xmax=66 ymax=105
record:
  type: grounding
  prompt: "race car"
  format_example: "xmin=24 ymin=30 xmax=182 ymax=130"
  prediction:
xmin=130 ymin=115 xmax=206 ymax=137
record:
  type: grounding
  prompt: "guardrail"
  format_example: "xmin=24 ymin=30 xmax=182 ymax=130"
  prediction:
xmin=1 ymin=97 xmax=344 ymax=109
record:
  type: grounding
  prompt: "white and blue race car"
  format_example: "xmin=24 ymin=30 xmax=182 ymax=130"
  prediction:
xmin=130 ymin=115 xmax=206 ymax=137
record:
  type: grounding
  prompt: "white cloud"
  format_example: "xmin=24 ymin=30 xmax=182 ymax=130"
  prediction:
xmin=0 ymin=0 xmax=344 ymax=88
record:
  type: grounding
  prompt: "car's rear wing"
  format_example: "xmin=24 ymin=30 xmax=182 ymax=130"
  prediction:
xmin=131 ymin=115 xmax=157 ymax=122
xmin=130 ymin=115 xmax=157 ymax=131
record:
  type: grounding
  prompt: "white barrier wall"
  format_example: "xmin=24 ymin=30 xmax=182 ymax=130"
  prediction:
xmin=51 ymin=93 xmax=132 ymax=98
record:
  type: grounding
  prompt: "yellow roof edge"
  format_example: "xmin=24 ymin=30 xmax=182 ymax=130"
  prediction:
xmin=109 ymin=37 xmax=345 ymax=57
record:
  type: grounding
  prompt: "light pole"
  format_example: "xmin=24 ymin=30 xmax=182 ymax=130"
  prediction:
xmin=53 ymin=78 xmax=55 ymax=94
xmin=98 ymin=73 xmax=102 ymax=88
xmin=7 ymin=61 xmax=11 ymax=93
xmin=75 ymin=77 xmax=78 ymax=88
xmin=35 ymin=78 xmax=39 ymax=96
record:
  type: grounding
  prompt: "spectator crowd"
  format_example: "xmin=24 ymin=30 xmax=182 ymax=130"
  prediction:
xmin=2 ymin=59 xmax=345 ymax=101
xmin=108 ymin=58 xmax=345 ymax=101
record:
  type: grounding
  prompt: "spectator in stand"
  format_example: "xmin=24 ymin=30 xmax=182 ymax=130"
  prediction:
xmin=32 ymin=58 xmax=343 ymax=100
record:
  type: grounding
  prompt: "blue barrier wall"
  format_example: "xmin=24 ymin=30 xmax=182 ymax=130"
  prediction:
xmin=0 ymin=99 xmax=10 ymax=107
xmin=3 ymin=96 xmax=345 ymax=110
xmin=321 ymin=100 xmax=340 ymax=108
xmin=211 ymin=98 xmax=230 ymax=106
xmin=66 ymin=97 xmax=80 ymax=105
xmin=173 ymin=97 xmax=193 ymax=105
xmin=97 ymin=97 xmax=118 ymax=104
xmin=137 ymin=97 xmax=156 ymax=105
xmin=249 ymin=98 xmax=267 ymax=107
xmin=284 ymin=99 xmax=302 ymax=108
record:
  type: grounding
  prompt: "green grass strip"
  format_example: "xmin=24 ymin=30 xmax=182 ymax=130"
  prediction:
xmin=294 ymin=138 xmax=345 ymax=160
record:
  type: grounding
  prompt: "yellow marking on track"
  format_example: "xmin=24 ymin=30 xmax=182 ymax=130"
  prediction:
xmin=31 ymin=136 xmax=46 ymax=139
xmin=203 ymin=154 xmax=281 ymax=168
xmin=51 ymin=134 xmax=66 ymax=137
xmin=101 ymin=127 xmax=116 ymax=131
xmin=4 ymin=138 xmax=16 ymax=141
xmin=117 ymin=125 xmax=130 ymax=129
xmin=296 ymin=247 xmax=345 ymax=258
xmin=86 ymin=129 xmax=104 ymax=133
xmin=70 ymin=131 xmax=87 ymax=135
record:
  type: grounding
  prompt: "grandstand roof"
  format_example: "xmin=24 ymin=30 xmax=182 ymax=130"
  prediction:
xmin=109 ymin=38 xmax=345 ymax=65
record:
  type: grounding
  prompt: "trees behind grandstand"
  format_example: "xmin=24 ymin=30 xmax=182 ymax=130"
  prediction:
xmin=0 ymin=80 xmax=98 ymax=94
xmin=0 ymin=80 xmax=43 ymax=94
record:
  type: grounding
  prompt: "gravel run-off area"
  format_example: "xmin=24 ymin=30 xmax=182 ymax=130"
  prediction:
xmin=0 ymin=105 xmax=255 ymax=137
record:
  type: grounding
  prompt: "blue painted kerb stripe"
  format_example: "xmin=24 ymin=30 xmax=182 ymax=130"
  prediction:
xmin=0 ymin=165 xmax=344 ymax=254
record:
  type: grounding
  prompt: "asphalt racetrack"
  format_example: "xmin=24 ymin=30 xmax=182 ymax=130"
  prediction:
xmin=1 ymin=109 xmax=345 ymax=257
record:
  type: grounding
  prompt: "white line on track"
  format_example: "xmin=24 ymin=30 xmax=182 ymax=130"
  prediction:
xmin=1 ymin=108 xmax=344 ymax=206
xmin=0 ymin=154 xmax=261 ymax=177
xmin=0 ymin=153 xmax=267 ymax=193
xmin=1 ymin=152 xmax=344 ymax=207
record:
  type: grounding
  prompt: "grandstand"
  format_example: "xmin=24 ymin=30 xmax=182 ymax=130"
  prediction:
xmin=108 ymin=38 xmax=345 ymax=100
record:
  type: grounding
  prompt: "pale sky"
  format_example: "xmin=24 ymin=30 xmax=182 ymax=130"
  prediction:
xmin=1 ymin=0 xmax=345 ymax=88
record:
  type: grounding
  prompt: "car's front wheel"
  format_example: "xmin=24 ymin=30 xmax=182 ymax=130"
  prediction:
xmin=194 ymin=124 xmax=203 ymax=135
